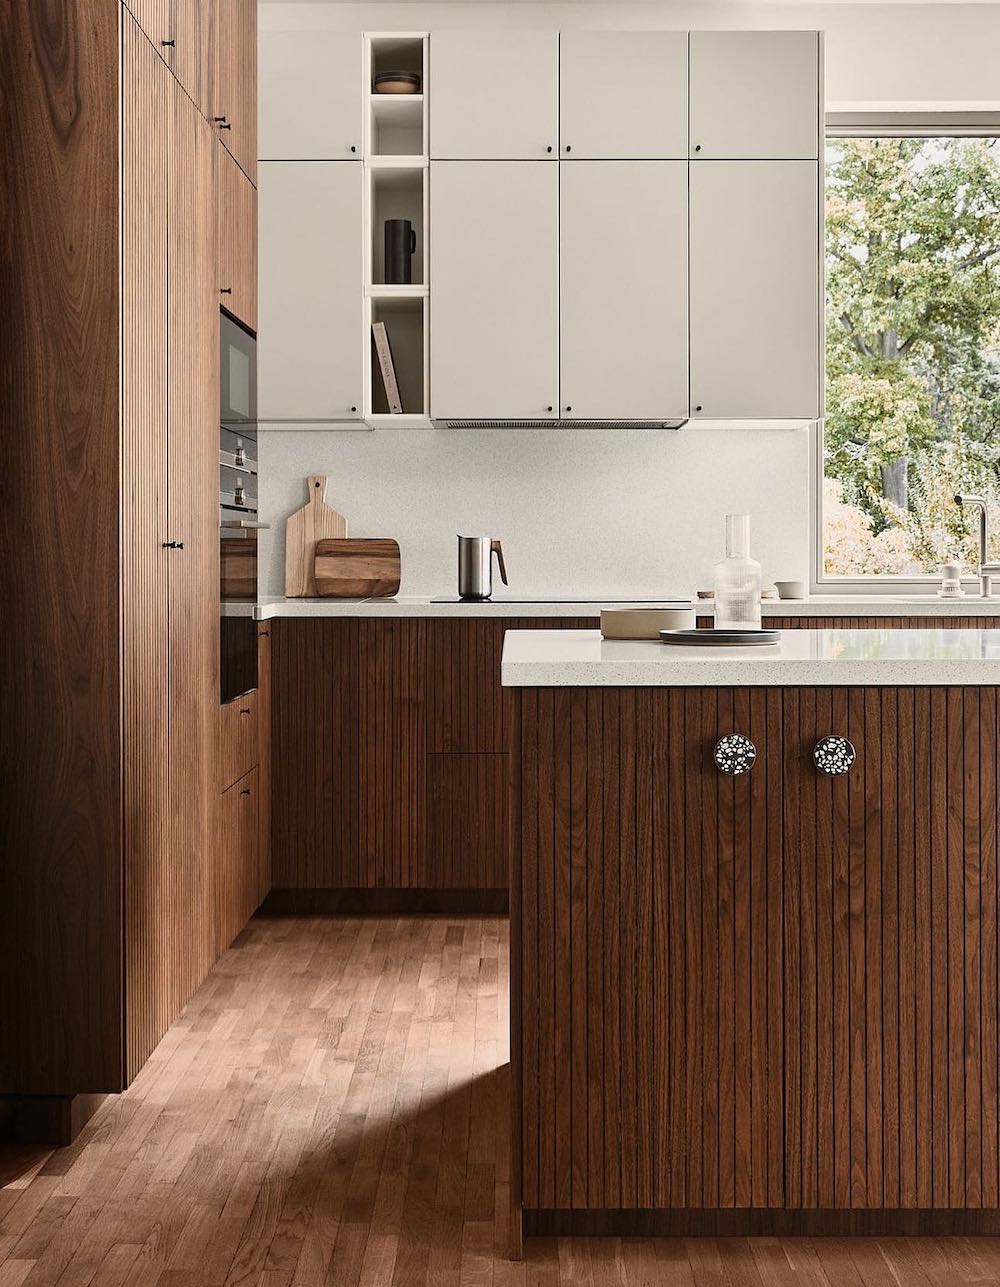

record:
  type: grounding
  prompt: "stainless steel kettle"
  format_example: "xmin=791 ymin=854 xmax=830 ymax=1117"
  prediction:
xmin=457 ymin=536 xmax=508 ymax=601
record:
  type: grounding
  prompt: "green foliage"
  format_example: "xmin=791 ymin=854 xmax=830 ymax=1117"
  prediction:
xmin=824 ymin=137 xmax=1000 ymax=574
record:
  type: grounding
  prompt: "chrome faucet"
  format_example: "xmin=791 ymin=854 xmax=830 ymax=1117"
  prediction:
xmin=954 ymin=494 xmax=997 ymax=597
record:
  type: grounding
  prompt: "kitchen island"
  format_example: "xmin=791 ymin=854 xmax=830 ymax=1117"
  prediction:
xmin=504 ymin=628 xmax=1000 ymax=1239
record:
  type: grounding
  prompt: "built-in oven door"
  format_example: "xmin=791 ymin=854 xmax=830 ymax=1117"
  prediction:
xmin=220 ymin=310 xmax=257 ymax=429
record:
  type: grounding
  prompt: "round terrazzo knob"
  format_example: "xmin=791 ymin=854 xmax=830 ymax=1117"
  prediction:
xmin=714 ymin=734 xmax=756 ymax=776
xmin=813 ymin=735 xmax=856 ymax=776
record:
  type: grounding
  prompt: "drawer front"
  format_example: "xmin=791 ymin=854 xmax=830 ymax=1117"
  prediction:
xmin=220 ymin=688 xmax=258 ymax=790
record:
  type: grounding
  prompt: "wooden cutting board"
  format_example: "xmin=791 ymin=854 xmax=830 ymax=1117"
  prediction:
xmin=284 ymin=476 xmax=348 ymax=597
xmin=314 ymin=539 xmax=401 ymax=599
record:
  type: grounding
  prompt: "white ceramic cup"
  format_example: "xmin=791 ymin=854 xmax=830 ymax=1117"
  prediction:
xmin=774 ymin=579 xmax=808 ymax=600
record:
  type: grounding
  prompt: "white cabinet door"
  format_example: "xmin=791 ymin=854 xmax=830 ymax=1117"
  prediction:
xmin=258 ymin=162 xmax=363 ymax=423
xmin=560 ymin=162 xmax=688 ymax=421
xmin=689 ymin=31 xmax=820 ymax=160
xmin=559 ymin=31 xmax=687 ymax=160
xmin=430 ymin=162 xmax=558 ymax=420
xmin=259 ymin=31 xmax=362 ymax=160
xmin=430 ymin=32 xmax=558 ymax=160
xmin=689 ymin=161 xmax=821 ymax=421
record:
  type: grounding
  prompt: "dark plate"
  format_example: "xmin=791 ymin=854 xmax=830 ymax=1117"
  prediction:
xmin=659 ymin=627 xmax=781 ymax=646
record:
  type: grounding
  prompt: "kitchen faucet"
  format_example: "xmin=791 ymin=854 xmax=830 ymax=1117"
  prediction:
xmin=954 ymin=494 xmax=1000 ymax=597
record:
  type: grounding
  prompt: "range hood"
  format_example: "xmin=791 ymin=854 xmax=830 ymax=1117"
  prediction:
xmin=434 ymin=417 xmax=689 ymax=430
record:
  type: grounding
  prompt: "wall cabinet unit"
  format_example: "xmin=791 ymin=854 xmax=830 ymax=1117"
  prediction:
xmin=430 ymin=31 xmax=558 ymax=160
xmin=169 ymin=0 xmax=218 ymax=124
xmin=689 ymin=31 xmax=821 ymax=160
xmin=218 ymin=143 xmax=258 ymax=331
xmin=430 ymin=161 xmax=559 ymax=420
xmin=689 ymin=161 xmax=821 ymax=421
xmin=259 ymin=31 xmax=362 ymax=160
xmin=560 ymin=162 xmax=688 ymax=421
xmin=259 ymin=162 xmax=363 ymax=422
xmin=559 ymin=31 xmax=687 ymax=159
xmin=217 ymin=0 xmax=257 ymax=182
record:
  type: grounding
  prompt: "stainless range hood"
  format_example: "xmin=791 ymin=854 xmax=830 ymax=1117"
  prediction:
xmin=433 ymin=417 xmax=689 ymax=430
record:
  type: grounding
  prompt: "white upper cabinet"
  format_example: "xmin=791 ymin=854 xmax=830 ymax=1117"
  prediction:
xmin=430 ymin=162 xmax=558 ymax=420
xmin=259 ymin=32 xmax=362 ymax=160
xmin=258 ymin=162 xmax=363 ymax=422
xmin=430 ymin=32 xmax=558 ymax=159
xmin=689 ymin=161 xmax=821 ymax=421
xmin=688 ymin=31 xmax=820 ymax=160
xmin=560 ymin=163 xmax=688 ymax=421
xmin=559 ymin=31 xmax=688 ymax=159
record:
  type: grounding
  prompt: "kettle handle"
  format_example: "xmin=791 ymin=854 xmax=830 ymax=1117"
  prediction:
xmin=491 ymin=539 xmax=508 ymax=586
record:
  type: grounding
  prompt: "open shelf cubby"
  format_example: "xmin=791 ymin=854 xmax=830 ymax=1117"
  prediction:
xmin=367 ymin=163 xmax=427 ymax=288
xmin=367 ymin=294 xmax=428 ymax=421
xmin=365 ymin=34 xmax=427 ymax=159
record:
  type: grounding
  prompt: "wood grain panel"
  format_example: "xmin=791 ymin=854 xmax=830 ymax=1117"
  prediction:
xmin=122 ymin=9 xmax=171 ymax=1083
xmin=424 ymin=753 xmax=509 ymax=888
xmin=514 ymin=684 xmax=1000 ymax=1214
xmin=125 ymin=0 xmax=170 ymax=48
xmin=217 ymin=141 xmax=257 ymax=330
xmin=170 ymin=0 xmax=218 ymax=122
xmin=218 ymin=0 xmax=256 ymax=182
xmin=272 ymin=618 xmax=597 ymax=893
xmin=216 ymin=767 xmax=260 ymax=951
xmin=168 ymin=82 xmax=220 ymax=1013
xmin=257 ymin=624 xmax=272 ymax=903
xmin=0 ymin=0 xmax=124 ymax=1093
xmin=220 ymin=688 xmax=258 ymax=791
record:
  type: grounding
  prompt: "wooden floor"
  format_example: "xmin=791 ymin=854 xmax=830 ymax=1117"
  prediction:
xmin=4 ymin=917 xmax=1000 ymax=1285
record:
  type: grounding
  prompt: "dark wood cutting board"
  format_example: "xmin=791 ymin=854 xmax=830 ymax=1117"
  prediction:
xmin=314 ymin=539 xmax=401 ymax=599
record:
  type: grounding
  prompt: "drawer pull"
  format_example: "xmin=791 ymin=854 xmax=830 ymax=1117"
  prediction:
xmin=814 ymin=735 xmax=856 ymax=776
xmin=714 ymin=734 xmax=756 ymax=775
xmin=240 ymin=788 xmax=251 ymax=796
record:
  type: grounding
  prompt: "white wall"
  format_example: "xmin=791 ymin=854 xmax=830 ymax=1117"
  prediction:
xmin=258 ymin=0 xmax=1000 ymax=599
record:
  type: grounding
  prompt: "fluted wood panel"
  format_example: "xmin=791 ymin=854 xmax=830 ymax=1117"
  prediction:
xmin=514 ymin=685 xmax=1000 ymax=1213
xmin=424 ymin=753 xmax=510 ymax=888
xmin=217 ymin=768 xmax=260 ymax=950
xmin=168 ymin=84 xmax=220 ymax=1012
xmin=170 ymin=0 xmax=218 ymax=122
xmin=218 ymin=0 xmax=256 ymax=182
xmin=218 ymin=143 xmax=257 ymax=329
xmin=0 ymin=0 xmax=124 ymax=1093
xmin=124 ymin=0 xmax=170 ymax=48
xmin=122 ymin=11 xmax=171 ymax=1082
xmin=220 ymin=687 xmax=258 ymax=791
xmin=257 ymin=624 xmax=273 ymax=900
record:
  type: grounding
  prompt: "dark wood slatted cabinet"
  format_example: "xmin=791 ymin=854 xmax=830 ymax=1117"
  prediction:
xmin=218 ymin=143 xmax=258 ymax=330
xmin=512 ymin=684 xmax=1000 ymax=1227
xmin=0 ymin=0 xmax=256 ymax=1143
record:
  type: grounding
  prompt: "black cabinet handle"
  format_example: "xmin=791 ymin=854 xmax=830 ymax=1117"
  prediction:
xmin=239 ymin=708 xmax=251 ymax=716
xmin=162 ymin=540 xmax=184 ymax=549
xmin=240 ymin=788 xmax=251 ymax=796
xmin=694 ymin=144 xmax=702 ymax=152
xmin=695 ymin=404 xmax=703 ymax=412
xmin=350 ymin=145 xmax=357 ymax=153
xmin=220 ymin=287 xmax=233 ymax=295
xmin=546 ymin=406 xmax=553 ymax=412
xmin=258 ymin=629 xmax=270 ymax=637
xmin=350 ymin=405 xmax=357 ymax=412
xmin=564 ymin=405 xmax=572 ymax=413
xmin=161 ymin=38 xmax=175 ymax=47
xmin=564 ymin=144 xmax=572 ymax=153
xmin=546 ymin=145 xmax=553 ymax=153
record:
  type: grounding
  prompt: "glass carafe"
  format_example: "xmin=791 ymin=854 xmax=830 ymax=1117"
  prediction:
xmin=713 ymin=514 xmax=762 ymax=630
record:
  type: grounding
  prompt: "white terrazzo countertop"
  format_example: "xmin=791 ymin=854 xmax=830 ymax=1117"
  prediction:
xmin=730 ymin=595 xmax=1000 ymax=618
xmin=500 ymin=628 xmax=1000 ymax=688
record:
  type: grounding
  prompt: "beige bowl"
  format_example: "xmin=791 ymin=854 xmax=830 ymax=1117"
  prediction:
xmin=601 ymin=606 xmax=696 ymax=640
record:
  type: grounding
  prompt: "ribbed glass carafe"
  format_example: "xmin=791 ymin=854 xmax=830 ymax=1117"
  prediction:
xmin=713 ymin=514 xmax=762 ymax=630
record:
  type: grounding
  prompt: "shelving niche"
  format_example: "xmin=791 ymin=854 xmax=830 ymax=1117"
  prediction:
xmin=363 ymin=33 xmax=430 ymax=427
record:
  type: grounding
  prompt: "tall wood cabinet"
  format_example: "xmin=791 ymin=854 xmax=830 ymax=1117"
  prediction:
xmin=0 ymin=0 xmax=255 ymax=1143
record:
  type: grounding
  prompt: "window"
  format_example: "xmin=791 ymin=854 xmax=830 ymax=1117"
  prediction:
xmin=821 ymin=128 xmax=1000 ymax=579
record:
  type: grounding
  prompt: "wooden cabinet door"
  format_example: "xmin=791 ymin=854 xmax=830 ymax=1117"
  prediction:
xmin=217 ymin=768 xmax=259 ymax=951
xmin=559 ymin=31 xmax=687 ymax=159
xmin=560 ymin=162 xmax=688 ymax=421
xmin=689 ymin=161 xmax=821 ymax=421
xmin=689 ymin=31 xmax=820 ymax=160
xmin=169 ymin=0 xmax=217 ymax=123
xmin=217 ymin=0 xmax=256 ymax=182
xmin=122 ymin=8 xmax=171 ymax=1082
xmin=258 ymin=162 xmax=363 ymax=422
xmin=217 ymin=143 xmax=257 ymax=331
xmin=430 ymin=161 xmax=558 ymax=420
xmin=430 ymin=31 xmax=558 ymax=160
xmin=259 ymin=30 xmax=361 ymax=160
xmin=256 ymin=625 xmax=272 ymax=903
xmin=167 ymin=83 xmax=219 ymax=1011
xmin=125 ymin=0 xmax=170 ymax=49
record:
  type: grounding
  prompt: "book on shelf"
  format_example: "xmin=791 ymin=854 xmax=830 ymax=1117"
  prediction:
xmin=371 ymin=322 xmax=403 ymax=414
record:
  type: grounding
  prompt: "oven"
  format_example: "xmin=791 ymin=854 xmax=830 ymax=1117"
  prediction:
xmin=220 ymin=312 xmax=261 ymax=704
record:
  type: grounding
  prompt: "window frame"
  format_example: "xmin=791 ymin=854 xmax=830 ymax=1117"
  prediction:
xmin=813 ymin=111 xmax=1000 ymax=593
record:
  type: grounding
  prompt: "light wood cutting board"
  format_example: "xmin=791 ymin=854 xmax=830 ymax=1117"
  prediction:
xmin=284 ymin=476 xmax=348 ymax=597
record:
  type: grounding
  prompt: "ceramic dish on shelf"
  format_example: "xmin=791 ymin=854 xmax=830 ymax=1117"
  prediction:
xmin=373 ymin=71 xmax=421 ymax=94
xmin=659 ymin=628 xmax=782 ymax=646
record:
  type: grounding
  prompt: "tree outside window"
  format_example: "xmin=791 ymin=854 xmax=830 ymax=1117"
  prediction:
xmin=823 ymin=136 xmax=1000 ymax=576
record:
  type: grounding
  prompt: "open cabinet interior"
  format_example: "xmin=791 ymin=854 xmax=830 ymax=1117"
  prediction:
xmin=369 ymin=295 xmax=426 ymax=418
